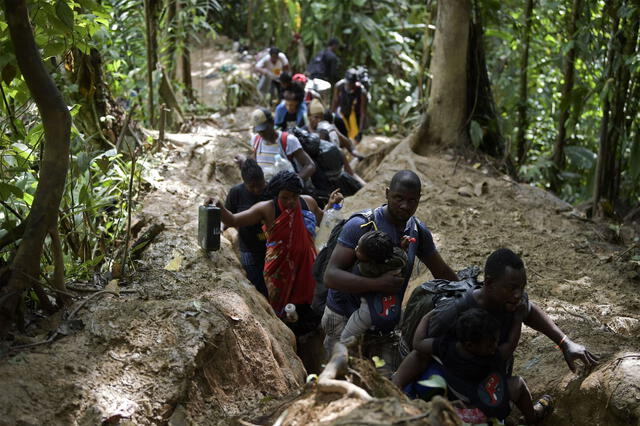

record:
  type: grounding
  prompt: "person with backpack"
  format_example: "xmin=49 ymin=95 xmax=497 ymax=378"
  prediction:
xmin=394 ymin=249 xmax=597 ymax=419
xmin=320 ymin=170 xmax=459 ymax=354
xmin=207 ymin=171 xmax=342 ymax=318
xmin=307 ymin=38 xmax=341 ymax=84
xmin=249 ymin=107 xmax=315 ymax=181
xmin=331 ymin=69 xmax=368 ymax=142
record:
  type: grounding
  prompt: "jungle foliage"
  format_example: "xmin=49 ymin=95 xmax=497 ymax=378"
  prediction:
xmin=0 ymin=0 xmax=638 ymax=330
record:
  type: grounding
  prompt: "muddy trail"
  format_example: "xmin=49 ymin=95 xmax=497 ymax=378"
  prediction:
xmin=1 ymin=41 xmax=639 ymax=425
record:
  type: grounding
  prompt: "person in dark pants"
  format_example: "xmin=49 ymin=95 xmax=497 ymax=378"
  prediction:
xmin=224 ymin=159 xmax=268 ymax=298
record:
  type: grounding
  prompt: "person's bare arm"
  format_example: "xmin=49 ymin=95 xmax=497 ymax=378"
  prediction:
xmin=358 ymin=89 xmax=368 ymax=131
xmin=331 ymin=84 xmax=340 ymax=112
xmin=301 ymin=195 xmax=323 ymax=225
xmin=208 ymin=198 xmax=269 ymax=228
xmin=418 ymin=251 xmax=459 ymax=281
xmin=524 ymin=302 xmax=599 ymax=372
xmin=292 ymin=148 xmax=316 ymax=179
xmin=412 ymin=311 xmax=435 ymax=349
xmin=324 ymin=243 xmax=403 ymax=294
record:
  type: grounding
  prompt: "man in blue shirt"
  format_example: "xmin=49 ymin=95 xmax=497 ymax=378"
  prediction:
xmin=321 ymin=170 xmax=459 ymax=352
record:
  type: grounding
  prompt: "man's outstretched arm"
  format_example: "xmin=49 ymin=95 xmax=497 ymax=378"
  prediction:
xmin=418 ymin=251 xmax=459 ymax=282
xmin=524 ymin=302 xmax=599 ymax=372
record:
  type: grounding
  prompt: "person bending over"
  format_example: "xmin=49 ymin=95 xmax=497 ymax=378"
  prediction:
xmin=397 ymin=308 xmax=551 ymax=424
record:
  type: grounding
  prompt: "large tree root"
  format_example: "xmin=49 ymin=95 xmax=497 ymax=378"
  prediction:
xmin=317 ymin=342 xmax=373 ymax=401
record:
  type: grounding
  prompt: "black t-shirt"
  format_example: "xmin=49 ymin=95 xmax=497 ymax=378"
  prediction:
xmin=283 ymin=111 xmax=298 ymax=130
xmin=433 ymin=336 xmax=510 ymax=419
xmin=224 ymin=184 xmax=266 ymax=253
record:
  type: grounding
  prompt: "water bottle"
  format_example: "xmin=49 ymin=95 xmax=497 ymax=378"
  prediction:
xmin=273 ymin=153 xmax=294 ymax=174
xmin=315 ymin=203 xmax=344 ymax=251
xmin=262 ymin=164 xmax=275 ymax=181
xmin=284 ymin=303 xmax=298 ymax=323
xmin=198 ymin=205 xmax=221 ymax=251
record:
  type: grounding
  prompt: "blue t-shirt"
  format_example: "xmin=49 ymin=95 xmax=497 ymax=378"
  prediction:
xmin=326 ymin=206 xmax=437 ymax=316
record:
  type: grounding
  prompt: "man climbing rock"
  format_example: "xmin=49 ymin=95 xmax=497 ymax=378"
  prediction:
xmin=255 ymin=47 xmax=290 ymax=101
xmin=331 ymin=69 xmax=368 ymax=142
xmin=321 ymin=170 xmax=458 ymax=356
xmin=394 ymin=248 xmax=598 ymax=421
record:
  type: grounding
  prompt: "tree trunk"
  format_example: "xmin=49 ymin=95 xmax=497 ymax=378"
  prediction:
xmin=593 ymin=12 xmax=620 ymax=216
xmin=516 ymin=0 xmax=535 ymax=167
xmin=466 ymin=7 xmax=511 ymax=169
xmin=144 ymin=0 xmax=160 ymax=126
xmin=73 ymin=48 xmax=125 ymax=146
xmin=0 ymin=0 xmax=71 ymax=335
xmin=182 ymin=37 xmax=194 ymax=102
xmin=417 ymin=0 xmax=437 ymax=110
xmin=165 ymin=0 xmax=178 ymax=80
xmin=412 ymin=0 xmax=470 ymax=155
xmin=550 ymin=0 xmax=582 ymax=192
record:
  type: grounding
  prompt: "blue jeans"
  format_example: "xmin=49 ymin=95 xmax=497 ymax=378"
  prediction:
xmin=240 ymin=251 xmax=267 ymax=298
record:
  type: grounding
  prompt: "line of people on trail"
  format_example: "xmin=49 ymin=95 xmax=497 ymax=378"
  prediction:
xmin=207 ymin=40 xmax=599 ymax=425
xmin=253 ymin=39 xmax=369 ymax=145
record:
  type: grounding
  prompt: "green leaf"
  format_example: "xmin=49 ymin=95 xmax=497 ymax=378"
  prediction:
xmin=55 ymin=0 xmax=75 ymax=30
xmin=372 ymin=356 xmax=386 ymax=368
xmin=0 ymin=182 xmax=24 ymax=201
xmin=417 ymin=374 xmax=448 ymax=391
xmin=469 ymin=120 xmax=484 ymax=148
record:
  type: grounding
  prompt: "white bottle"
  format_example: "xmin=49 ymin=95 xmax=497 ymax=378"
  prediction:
xmin=284 ymin=303 xmax=298 ymax=323
xmin=315 ymin=203 xmax=344 ymax=251
xmin=262 ymin=164 xmax=275 ymax=181
xmin=273 ymin=153 xmax=294 ymax=174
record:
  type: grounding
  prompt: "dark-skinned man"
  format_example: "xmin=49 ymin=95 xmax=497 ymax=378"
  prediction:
xmin=249 ymin=108 xmax=316 ymax=182
xmin=321 ymin=170 xmax=459 ymax=357
xmin=394 ymin=248 xmax=598 ymax=414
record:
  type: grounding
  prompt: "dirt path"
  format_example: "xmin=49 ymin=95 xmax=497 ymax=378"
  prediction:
xmin=1 ymin=41 xmax=638 ymax=425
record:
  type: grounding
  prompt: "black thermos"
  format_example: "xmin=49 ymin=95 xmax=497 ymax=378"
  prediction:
xmin=198 ymin=205 xmax=221 ymax=251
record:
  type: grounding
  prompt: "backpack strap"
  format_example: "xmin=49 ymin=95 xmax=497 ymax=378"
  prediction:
xmin=252 ymin=134 xmax=262 ymax=154
xmin=281 ymin=131 xmax=288 ymax=153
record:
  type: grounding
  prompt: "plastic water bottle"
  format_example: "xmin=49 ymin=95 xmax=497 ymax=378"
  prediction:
xmin=315 ymin=203 xmax=344 ymax=251
xmin=273 ymin=153 xmax=294 ymax=174
xmin=284 ymin=303 xmax=298 ymax=323
xmin=262 ymin=164 xmax=275 ymax=181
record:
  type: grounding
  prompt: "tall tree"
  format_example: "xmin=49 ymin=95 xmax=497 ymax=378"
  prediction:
xmin=0 ymin=0 xmax=71 ymax=334
xmin=550 ymin=0 xmax=582 ymax=192
xmin=412 ymin=0 xmax=471 ymax=154
xmin=144 ymin=0 xmax=160 ymax=126
xmin=515 ymin=0 xmax=535 ymax=167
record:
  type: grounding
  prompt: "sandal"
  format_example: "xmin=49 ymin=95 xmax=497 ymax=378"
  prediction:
xmin=532 ymin=394 xmax=554 ymax=424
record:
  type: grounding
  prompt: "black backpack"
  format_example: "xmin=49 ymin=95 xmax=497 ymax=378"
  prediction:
xmin=399 ymin=266 xmax=481 ymax=354
xmin=307 ymin=50 xmax=327 ymax=78
xmin=310 ymin=209 xmax=375 ymax=315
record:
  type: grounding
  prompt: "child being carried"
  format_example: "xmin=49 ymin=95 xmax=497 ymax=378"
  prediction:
xmin=340 ymin=230 xmax=413 ymax=345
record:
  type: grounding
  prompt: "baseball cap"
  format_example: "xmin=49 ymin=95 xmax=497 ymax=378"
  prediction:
xmin=345 ymin=69 xmax=358 ymax=83
xmin=292 ymin=73 xmax=308 ymax=84
xmin=309 ymin=99 xmax=324 ymax=115
xmin=251 ymin=108 xmax=274 ymax=132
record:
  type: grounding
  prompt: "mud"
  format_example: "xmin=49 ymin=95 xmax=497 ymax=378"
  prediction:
xmin=1 ymin=40 xmax=639 ymax=425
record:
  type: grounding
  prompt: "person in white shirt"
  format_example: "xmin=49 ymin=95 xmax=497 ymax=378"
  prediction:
xmin=249 ymin=108 xmax=315 ymax=181
xmin=255 ymin=47 xmax=290 ymax=101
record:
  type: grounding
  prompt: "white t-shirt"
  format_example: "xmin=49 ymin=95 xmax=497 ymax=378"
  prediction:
xmin=256 ymin=52 xmax=289 ymax=77
xmin=251 ymin=131 xmax=301 ymax=179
